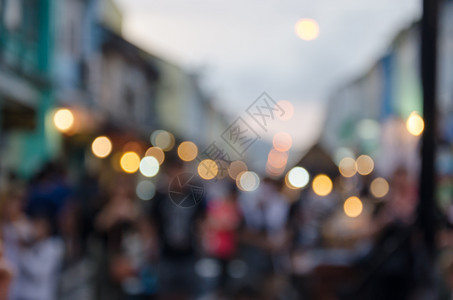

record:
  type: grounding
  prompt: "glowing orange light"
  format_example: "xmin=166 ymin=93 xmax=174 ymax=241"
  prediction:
xmin=344 ymin=196 xmax=363 ymax=218
xmin=197 ymin=159 xmax=218 ymax=180
xmin=312 ymin=174 xmax=332 ymax=196
xmin=145 ymin=147 xmax=165 ymax=165
xmin=177 ymin=141 xmax=198 ymax=162
xmin=91 ymin=136 xmax=112 ymax=158
xmin=267 ymin=149 xmax=288 ymax=169
xmin=273 ymin=132 xmax=292 ymax=152
xmin=120 ymin=152 xmax=140 ymax=173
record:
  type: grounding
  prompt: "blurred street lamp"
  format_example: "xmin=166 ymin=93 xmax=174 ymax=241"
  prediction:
xmin=370 ymin=177 xmax=389 ymax=198
xmin=91 ymin=136 xmax=112 ymax=158
xmin=295 ymin=19 xmax=319 ymax=41
xmin=198 ymin=159 xmax=218 ymax=180
xmin=286 ymin=167 xmax=309 ymax=189
xmin=312 ymin=174 xmax=333 ymax=196
xmin=53 ymin=108 xmax=74 ymax=133
xmin=120 ymin=151 xmax=140 ymax=173
xmin=355 ymin=155 xmax=374 ymax=175
xmin=237 ymin=171 xmax=260 ymax=192
xmin=344 ymin=196 xmax=363 ymax=218
xmin=139 ymin=156 xmax=159 ymax=177
xmin=145 ymin=147 xmax=165 ymax=165
xmin=406 ymin=111 xmax=424 ymax=136
xmin=273 ymin=132 xmax=292 ymax=152
xmin=177 ymin=141 xmax=198 ymax=162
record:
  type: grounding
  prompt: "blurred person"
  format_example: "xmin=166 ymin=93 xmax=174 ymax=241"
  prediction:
xmin=202 ymin=183 xmax=241 ymax=293
xmin=290 ymin=188 xmax=336 ymax=249
xmin=14 ymin=212 xmax=64 ymax=300
xmin=0 ymin=241 xmax=13 ymax=300
xmin=238 ymin=178 xmax=291 ymax=288
xmin=25 ymin=162 xmax=73 ymax=236
xmin=0 ymin=186 xmax=33 ymax=299
xmin=148 ymin=154 xmax=206 ymax=300
xmin=58 ymin=172 xmax=104 ymax=300
xmin=347 ymin=167 xmax=420 ymax=299
xmin=94 ymin=175 xmax=142 ymax=300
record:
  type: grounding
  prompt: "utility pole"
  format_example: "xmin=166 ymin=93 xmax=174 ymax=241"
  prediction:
xmin=418 ymin=0 xmax=439 ymax=256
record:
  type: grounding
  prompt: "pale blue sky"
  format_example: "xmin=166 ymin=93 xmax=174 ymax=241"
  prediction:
xmin=114 ymin=0 xmax=421 ymax=152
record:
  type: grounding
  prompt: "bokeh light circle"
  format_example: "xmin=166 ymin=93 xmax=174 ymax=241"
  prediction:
xmin=312 ymin=174 xmax=333 ymax=196
xmin=273 ymin=132 xmax=292 ymax=152
xmin=150 ymin=130 xmax=175 ymax=151
xmin=177 ymin=141 xmax=198 ymax=162
xmin=406 ymin=111 xmax=424 ymax=136
xmin=286 ymin=167 xmax=309 ymax=189
xmin=198 ymin=159 xmax=218 ymax=180
xmin=267 ymin=149 xmax=288 ymax=169
xmin=356 ymin=155 xmax=374 ymax=175
xmin=295 ymin=19 xmax=320 ymax=41
xmin=228 ymin=161 xmax=248 ymax=180
xmin=339 ymin=157 xmax=357 ymax=177
xmin=370 ymin=177 xmax=389 ymax=198
xmin=91 ymin=136 xmax=112 ymax=158
xmin=139 ymin=156 xmax=159 ymax=177
xmin=53 ymin=108 xmax=74 ymax=132
xmin=344 ymin=196 xmax=363 ymax=218
xmin=145 ymin=147 xmax=165 ymax=165
xmin=136 ymin=180 xmax=156 ymax=200
xmin=237 ymin=171 xmax=260 ymax=192
xmin=120 ymin=151 xmax=140 ymax=173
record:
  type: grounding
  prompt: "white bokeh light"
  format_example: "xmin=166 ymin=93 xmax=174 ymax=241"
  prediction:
xmin=287 ymin=167 xmax=309 ymax=189
xmin=139 ymin=156 xmax=159 ymax=177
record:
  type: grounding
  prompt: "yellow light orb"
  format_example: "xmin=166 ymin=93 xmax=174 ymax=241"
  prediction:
xmin=356 ymin=155 xmax=374 ymax=175
xmin=286 ymin=167 xmax=309 ymax=189
xmin=273 ymin=132 xmax=292 ymax=152
xmin=370 ymin=177 xmax=389 ymax=198
xmin=197 ymin=159 xmax=218 ymax=180
xmin=53 ymin=108 xmax=74 ymax=132
xmin=145 ymin=147 xmax=165 ymax=165
xmin=295 ymin=19 xmax=320 ymax=41
xmin=344 ymin=196 xmax=363 ymax=218
xmin=312 ymin=174 xmax=333 ymax=196
xmin=406 ymin=111 xmax=424 ymax=136
xmin=339 ymin=157 xmax=357 ymax=177
xmin=228 ymin=161 xmax=248 ymax=180
xmin=177 ymin=141 xmax=198 ymax=162
xmin=91 ymin=136 xmax=112 ymax=158
xmin=120 ymin=151 xmax=140 ymax=173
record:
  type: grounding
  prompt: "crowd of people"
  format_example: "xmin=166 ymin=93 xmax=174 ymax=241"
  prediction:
xmin=0 ymin=152 xmax=452 ymax=300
